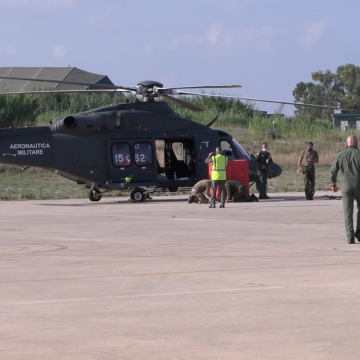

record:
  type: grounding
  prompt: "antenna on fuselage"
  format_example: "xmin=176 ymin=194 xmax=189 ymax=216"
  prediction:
xmin=205 ymin=115 xmax=220 ymax=127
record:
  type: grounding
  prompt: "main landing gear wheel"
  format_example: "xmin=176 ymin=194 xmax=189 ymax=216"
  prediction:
xmin=89 ymin=189 xmax=101 ymax=202
xmin=130 ymin=188 xmax=145 ymax=203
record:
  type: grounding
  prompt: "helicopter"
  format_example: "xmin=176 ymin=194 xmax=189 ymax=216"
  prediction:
xmin=0 ymin=75 xmax=339 ymax=202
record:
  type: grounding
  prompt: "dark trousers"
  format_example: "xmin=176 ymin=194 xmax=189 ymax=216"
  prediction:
xmin=341 ymin=182 xmax=360 ymax=237
xmin=303 ymin=166 xmax=315 ymax=199
xmin=256 ymin=168 xmax=268 ymax=198
xmin=211 ymin=180 xmax=226 ymax=206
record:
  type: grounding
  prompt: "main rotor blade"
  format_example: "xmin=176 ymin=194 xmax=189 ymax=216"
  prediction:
xmin=160 ymin=84 xmax=241 ymax=92
xmin=162 ymin=94 xmax=205 ymax=113
xmin=0 ymin=75 xmax=135 ymax=91
xmin=177 ymin=91 xmax=341 ymax=110
xmin=0 ymin=89 xmax=131 ymax=95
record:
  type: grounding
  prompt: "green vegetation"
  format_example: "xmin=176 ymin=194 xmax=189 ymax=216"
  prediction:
xmin=0 ymin=92 xmax=129 ymax=127
xmin=0 ymin=165 xmax=89 ymax=200
xmin=0 ymin=94 xmax=38 ymax=127
xmin=35 ymin=92 xmax=128 ymax=115
xmin=167 ymin=95 xmax=254 ymax=127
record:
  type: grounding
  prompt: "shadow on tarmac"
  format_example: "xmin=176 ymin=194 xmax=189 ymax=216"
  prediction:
xmin=32 ymin=192 xmax=339 ymax=207
xmin=36 ymin=197 xmax=187 ymax=206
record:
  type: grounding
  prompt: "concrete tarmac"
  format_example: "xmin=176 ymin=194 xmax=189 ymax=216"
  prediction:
xmin=1 ymin=191 xmax=360 ymax=360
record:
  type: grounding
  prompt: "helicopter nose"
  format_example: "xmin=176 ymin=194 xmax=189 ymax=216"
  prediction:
xmin=267 ymin=162 xmax=282 ymax=179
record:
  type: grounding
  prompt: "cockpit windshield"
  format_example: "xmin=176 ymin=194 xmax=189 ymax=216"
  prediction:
xmin=232 ymin=138 xmax=251 ymax=160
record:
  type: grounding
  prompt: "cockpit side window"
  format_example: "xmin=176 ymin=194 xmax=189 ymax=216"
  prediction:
xmin=220 ymin=140 xmax=236 ymax=161
xmin=133 ymin=142 xmax=153 ymax=167
xmin=231 ymin=138 xmax=251 ymax=160
xmin=112 ymin=143 xmax=131 ymax=166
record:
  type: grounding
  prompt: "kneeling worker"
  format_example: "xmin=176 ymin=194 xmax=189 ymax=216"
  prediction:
xmin=188 ymin=179 xmax=211 ymax=204
xmin=225 ymin=180 xmax=251 ymax=202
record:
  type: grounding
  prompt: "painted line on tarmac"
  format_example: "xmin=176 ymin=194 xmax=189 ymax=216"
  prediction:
xmin=2 ymin=280 xmax=360 ymax=306
xmin=1 ymin=261 xmax=360 ymax=285
xmin=0 ymin=286 xmax=284 ymax=305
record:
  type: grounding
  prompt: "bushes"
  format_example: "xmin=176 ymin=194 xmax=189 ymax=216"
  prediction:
xmin=249 ymin=113 xmax=334 ymax=139
xmin=0 ymin=94 xmax=38 ymax=127
xmin=0 ymin=92 xmax=130 ymax=127
xmin=35 ymin=92 xmax=128 ymax=114
xmin=166 ymin=95 xmax=254 ymax=127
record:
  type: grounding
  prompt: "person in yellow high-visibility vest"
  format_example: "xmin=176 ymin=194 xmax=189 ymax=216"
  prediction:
xmin=205 ymin=146 xmax=229 ymax=208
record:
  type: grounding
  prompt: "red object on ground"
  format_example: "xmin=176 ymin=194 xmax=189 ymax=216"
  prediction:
xmin=208 ymin=160 xmax=249 ymax=199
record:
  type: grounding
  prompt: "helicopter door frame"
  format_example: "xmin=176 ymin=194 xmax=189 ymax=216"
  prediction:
xmin=107 ymin=138 xmax=158 ymax=187
xmin=154 ymin=137 xmax=198 ymax=190
xmin=155 ymin=137 xmax=197 ymax=179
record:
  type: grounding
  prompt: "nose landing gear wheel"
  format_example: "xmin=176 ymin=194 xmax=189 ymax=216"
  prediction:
xmin=130 ymin=188 xmax=145 ymax=203
xmin=89 ymin=189 xmax=101 ymax=202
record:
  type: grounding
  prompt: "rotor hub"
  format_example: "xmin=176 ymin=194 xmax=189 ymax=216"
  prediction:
xmin=136 ymin=80 xmax=164 ymax=100
xmin=137 ymin=80 xmax=163 ymax=89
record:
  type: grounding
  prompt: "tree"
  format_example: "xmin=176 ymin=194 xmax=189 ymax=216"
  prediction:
xmin=293 ymin=70 xmax=343 ymax=120
xmin=292 ymin=64 xmax=360 ymax=119
xmin=336 ymin=64 xmax=360 ymax=112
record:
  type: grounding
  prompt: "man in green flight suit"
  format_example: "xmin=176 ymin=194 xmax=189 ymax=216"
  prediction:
xmin=330 ymin=135 xmax=360 ymax=244
xmin=205 ymin=146 xmax=228 ymax=208
xmin=297 ymin=142 xmax=319 ymax=200
xmin=255 ymin=142 xmax=272 ymax=199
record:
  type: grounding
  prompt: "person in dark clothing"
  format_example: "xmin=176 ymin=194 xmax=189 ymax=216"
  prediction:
xmin=330 ymin=135 xmax=360 ymax=244
xmin=255 ymin=142 xmax=272 ymax=200
xmin=225 ymin=180 xmax=250 ymax=202
xmin=297 ymin=142 xmax=319 ymax=200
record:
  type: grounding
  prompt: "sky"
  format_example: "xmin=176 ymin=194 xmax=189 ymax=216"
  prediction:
xmin=1 ymin=0 xmax=360 ymax=116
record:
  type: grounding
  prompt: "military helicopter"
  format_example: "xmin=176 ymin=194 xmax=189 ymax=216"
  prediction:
xmin=0 ymin=75 xmax=337 ymax=202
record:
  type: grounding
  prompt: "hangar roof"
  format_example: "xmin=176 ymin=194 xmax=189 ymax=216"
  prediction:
xmin=0 ymin=67 xmax=114 ymax=92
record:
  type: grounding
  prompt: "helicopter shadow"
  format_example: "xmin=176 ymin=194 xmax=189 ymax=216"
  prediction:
xmin=36 ymin=197 xmax=187 ymax=207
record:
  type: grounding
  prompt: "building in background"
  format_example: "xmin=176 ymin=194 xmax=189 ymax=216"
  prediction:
xmin=333 ymin=113 xmax=360 ymax=130
xmin=0 ymin=67 xmax=114 ymax=92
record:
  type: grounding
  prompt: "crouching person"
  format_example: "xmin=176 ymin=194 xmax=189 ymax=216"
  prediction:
xmin=188 ymin=179 xmax=211 ymax=204
xmin=225 ymin=180 xmax=251 ymax=202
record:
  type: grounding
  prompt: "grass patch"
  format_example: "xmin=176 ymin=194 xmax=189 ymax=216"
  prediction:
xmin=0 ymin=167 xmax=89 ymax=201
xmin=222 ymin=126 xmax=347 ymax=167
xmin=0 ymin=164 xmax=333 ymax=201
xmin=265 ymin=165 xmax=332 ymax=194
